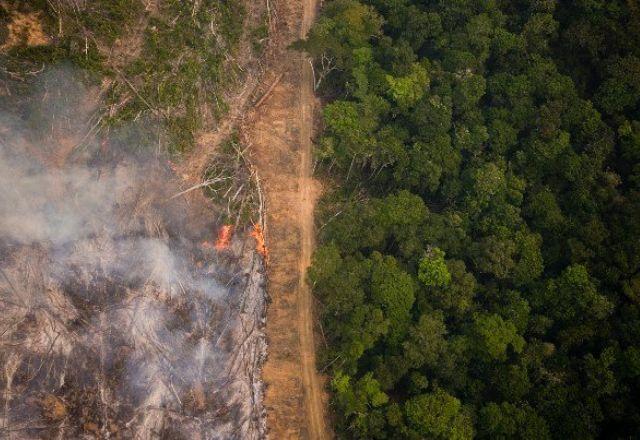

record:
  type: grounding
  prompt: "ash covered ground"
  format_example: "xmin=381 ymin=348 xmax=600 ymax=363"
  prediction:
xmin=0 ymin=70 xmax=267 ymax=439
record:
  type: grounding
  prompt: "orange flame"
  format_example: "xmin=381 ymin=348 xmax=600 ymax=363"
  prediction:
xmin=214 ymin=225 xmax=233 ymax=251
xmin=250 ymin=224 xmax=268 ymax=259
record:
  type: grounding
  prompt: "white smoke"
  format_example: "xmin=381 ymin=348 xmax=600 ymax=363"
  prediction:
xmin=0 ymin=69 xmax=266 ymax=439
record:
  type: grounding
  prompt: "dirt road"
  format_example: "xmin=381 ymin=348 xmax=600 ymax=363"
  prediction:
xmin=246 ymin=0 xmax=330 ymax=437
xmin=297 ymin=0 xmax=327 ymax=437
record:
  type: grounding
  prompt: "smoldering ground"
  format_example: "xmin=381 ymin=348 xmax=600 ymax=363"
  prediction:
xmin=0 ymin=69 xmax=267 ymax=439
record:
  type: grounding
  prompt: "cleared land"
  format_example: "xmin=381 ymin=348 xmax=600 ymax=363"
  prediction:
xmin=244 ymin=0 xmax=331 ymax=437
xmin=1 ymin=0 xmax=330 ymax=437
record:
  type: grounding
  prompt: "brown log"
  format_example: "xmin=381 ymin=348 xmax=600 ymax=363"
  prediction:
xmin=253 ymin=73 xmax=284 ymax=109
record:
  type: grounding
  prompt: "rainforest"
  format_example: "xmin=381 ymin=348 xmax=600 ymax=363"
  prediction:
xmin=300 ymin=0 xmax=640 ymax=438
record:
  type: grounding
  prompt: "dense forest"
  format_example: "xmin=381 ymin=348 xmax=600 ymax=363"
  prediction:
xmin=299 ymin=0 xmax=640 ymax=438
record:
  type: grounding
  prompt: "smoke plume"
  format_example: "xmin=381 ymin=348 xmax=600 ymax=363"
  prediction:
xmin=0 ymin=69 xmax=266 ymax=439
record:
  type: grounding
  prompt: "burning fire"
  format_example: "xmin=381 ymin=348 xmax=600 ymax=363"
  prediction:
xmin=250 ymin=224 xmax=268 ymax=259
xmin=215 ymin=225 xmax=234 ymax=250
xmin=202 ymin=224 xmax=267 ymax=259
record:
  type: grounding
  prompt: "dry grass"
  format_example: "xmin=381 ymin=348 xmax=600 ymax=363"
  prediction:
xmin=0 ymin=7 xmax=49 ymax=52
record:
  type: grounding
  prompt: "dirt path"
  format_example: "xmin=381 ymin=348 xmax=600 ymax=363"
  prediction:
xmin=245 ymin=0 xmax=330 ymax=437
xmin=297 ymin=0 xmax=328 ymax=438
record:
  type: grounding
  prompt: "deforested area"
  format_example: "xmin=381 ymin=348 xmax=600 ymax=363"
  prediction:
xmin=299 ymin=0 xmax=640 ymax=439
xmin=1 ymin=1 xmax=272 ymax=438
xmin=0 ymin=80 xmax=267 ymax=438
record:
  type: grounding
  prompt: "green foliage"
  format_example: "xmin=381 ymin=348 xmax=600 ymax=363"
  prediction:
xmin=319 ymin=95 xmax=391 ymax=169
xmin=305 ymin=0 xmax=640 ymax=437
xmin=1 ymin=0 xmax=247 ymax=155
xmin=427 ymin=259 xmax=476 ymax=319
xmin=320 ymin=190 xmax=428 ymax=258
xmin=533 ymin=264 xmax=613 ymax=325
xmin=385 ymin=62 xmax=429 ymax=109
xmin=404 ymin=389 xmax=473 ymax=440
xmin=293 ymin=0 xmax=383 ymax=74
xmin=594 ymin=56 xmax=640 ymax=114
xmin=402 ymin=311 xmax=447 ymax=370
xmin=470 ymin=235 xmax=517 ymax=279
xmin=113 ymin=0 xmax=246 ymax=154
xmin=1 ymin=0 xmax=142 ymax=75
xmin=332 ymin=371 xmax=389 ymax=438
xmin=418 ymin=247 xmax=451 ymax=287
xmin=370 ymin=252 xmax=416 ymax=342
xmin=470 ymin=313 xmax=525 ymax=362
xmin=478 ymin=402 xmax=550 ymax=440
xmin=513 ymin=231 xmax=544 ymax=285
